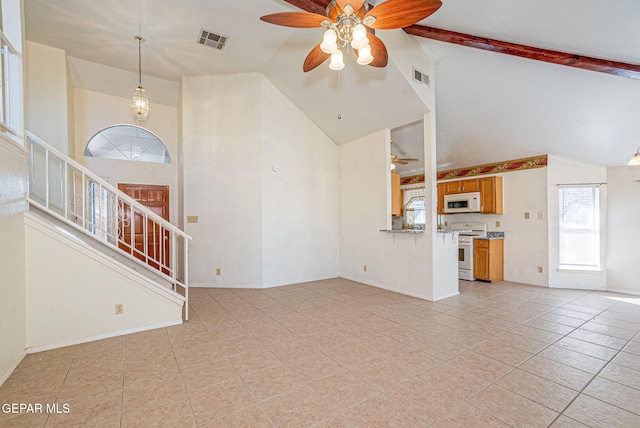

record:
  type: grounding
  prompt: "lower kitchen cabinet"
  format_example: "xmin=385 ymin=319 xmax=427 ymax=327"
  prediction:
xmin=474 ymin=239 xmax=504 ymax=283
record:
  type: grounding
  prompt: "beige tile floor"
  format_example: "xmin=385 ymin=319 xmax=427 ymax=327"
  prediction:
xmin=2 ymin=278 xmax=640 ymax=427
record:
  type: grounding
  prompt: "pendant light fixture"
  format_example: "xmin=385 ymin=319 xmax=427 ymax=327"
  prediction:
xmin=131 ymin=36 xmax=149 ymax=121
xmin=628 ymin=147 xmax=640 ymax=165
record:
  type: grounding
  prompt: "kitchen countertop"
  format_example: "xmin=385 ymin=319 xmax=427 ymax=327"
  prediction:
xmin=380 ymin=229 xmax=425 ymax=234
xmin=476 ymin=232 xmax=505 ymax=240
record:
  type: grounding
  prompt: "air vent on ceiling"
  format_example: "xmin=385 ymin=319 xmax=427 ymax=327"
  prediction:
xmin=198 ymin=30 xmax=229 ymax=50
xmin=412 ymin=68 xmax=430 ymax=87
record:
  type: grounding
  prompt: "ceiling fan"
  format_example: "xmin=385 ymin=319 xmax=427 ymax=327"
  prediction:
xmin=260 ymin=0 xmax=442 ymax=72
xmin=391 ymin=154 xmax=419 ymax=165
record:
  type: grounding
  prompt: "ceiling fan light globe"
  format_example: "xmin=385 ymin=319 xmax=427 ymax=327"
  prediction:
xmin=320 ymin=42 xmax=338 ymax=54
xmin=321 ymin=29 xmax=339 ymax=53
xmin=357 ymin=46 xmax=373 ymax=65
xmin=351 ymin=37 xmax=369 ymax=50
xmin=329 ymin=49 xmax=346 ymax=70
xmin=352 ymin=24 xmax=367 ymax=42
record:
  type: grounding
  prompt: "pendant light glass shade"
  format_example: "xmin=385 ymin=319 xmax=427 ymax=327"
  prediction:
xmin=131 ymin=36 xmax=149 ymax=121
xmin=629 ymin=147 xmax=640 ymax=165
xmin=132 ymin=86 xmax=149 ymax=121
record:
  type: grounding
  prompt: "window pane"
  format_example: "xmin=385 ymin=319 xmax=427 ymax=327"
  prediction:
xmin=85 ymin=124 xmax=171 ymax=164
xmin=559 ymin=186 xmax=600 ymax=269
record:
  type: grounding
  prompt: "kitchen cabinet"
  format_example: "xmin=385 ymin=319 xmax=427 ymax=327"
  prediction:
xmin=444 ymin=179 xmax=479 ymax=194
xmin=391 ymin=173 xmax=403 ymax=216
xmin=437 ymin=176 xmax=503 ymax=214
xmin=479 ymin=176 xmax=503 ymax=214
xmin=473 ymin=239 xmax=504 ymax=283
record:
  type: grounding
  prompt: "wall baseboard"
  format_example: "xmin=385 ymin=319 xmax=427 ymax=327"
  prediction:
xmin=26 ymin=320 xmax=181 ymax=354
xmin=0 ymin=350 xmax=27 ymax=387
xmin=339 ymin=275 xmax=432 ymax=301
xmin=606 ymin=287 xmax=640 ymax=297
xmin=191 ymin=274 xmax=341 ymax=290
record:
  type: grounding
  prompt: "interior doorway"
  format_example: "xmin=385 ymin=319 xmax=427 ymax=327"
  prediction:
xmin=117 ymin=183 xmax=170 ymax=274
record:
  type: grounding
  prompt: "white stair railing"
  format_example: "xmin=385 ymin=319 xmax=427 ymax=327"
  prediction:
xmin=27 ymin=132 xmax=191 ymax=320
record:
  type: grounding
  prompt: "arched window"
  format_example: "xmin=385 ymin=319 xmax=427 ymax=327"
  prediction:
xmin=84 ymin=124 xmax=171 ymax=164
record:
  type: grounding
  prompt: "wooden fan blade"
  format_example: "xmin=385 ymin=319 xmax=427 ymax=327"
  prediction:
xmin=367 ymin=33 xmax=388 ymax=67
xmin=398 ymin=158 xmax=419 ymax=162
xmin=336 ymin=0 xmax=366 ymax=13
xmin=260 ymin=12 xmax=328 ymax=28
xmin=395 ymin=160 xmax=409 ymax=164
xmin=303 ymin=44 xmax=331 ymax=72
xmin=364 ymin=0 xmax=442 ymax=30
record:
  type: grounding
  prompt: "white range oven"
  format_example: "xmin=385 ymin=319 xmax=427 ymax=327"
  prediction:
xmin=450 ymin=222 xmax=487 ymax=281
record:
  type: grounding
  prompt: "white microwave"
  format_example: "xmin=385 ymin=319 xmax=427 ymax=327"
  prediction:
xmin=444 ymin=192 xmax=481 ymax=214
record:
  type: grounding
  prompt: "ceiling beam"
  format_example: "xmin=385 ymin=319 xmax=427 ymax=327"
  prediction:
xmin=282 ymin=0 xmax=329 ymax=15
xmin=404 ymin=25 xmax=640 ymax=80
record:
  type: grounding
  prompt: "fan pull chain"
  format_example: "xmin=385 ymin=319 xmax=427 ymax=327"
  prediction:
xmin=337 ymin=70 xmax=342 ymax=120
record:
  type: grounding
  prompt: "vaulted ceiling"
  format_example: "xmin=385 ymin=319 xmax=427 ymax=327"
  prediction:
xmin=24 ymin=0 xmax=640 ymax=169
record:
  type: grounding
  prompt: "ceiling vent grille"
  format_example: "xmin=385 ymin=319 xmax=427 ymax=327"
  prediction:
xmin=198 ymin=30 xmax=228 ymax=50
xmin=412 ymin=68 xmax=430 ymax=87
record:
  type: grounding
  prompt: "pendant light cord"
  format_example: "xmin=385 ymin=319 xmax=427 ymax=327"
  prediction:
xmin=138 ymin=37 xmax=142 ymax=86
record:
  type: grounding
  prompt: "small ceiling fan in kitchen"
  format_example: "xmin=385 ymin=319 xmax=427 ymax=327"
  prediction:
xmin=260 ymin=0 xmax=442 ymax=72
xmin=391 ymin=154 xmax=419 ymax=165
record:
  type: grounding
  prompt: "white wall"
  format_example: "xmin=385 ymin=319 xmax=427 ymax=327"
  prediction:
xmin=73 ymin=89 xmax=180 ymax=226
xmin=24 ymin=213 xmax=183 ymax=351
xmin=260 ymin=77 xmax=339 ymax=286
xmin=547 ymin=155 xmax=607 ymax=290
xmin=339 ymin=129 xmax=439 ymax=300
xmin=182 ymin=73 xmax=339 ymax=288
xmin=26 ymin=42 xmax=71 ymax=154
xmin=182 ymin=73 xmax=263 ymax=287
xmin=0 ymin=138 xmax=28 ymax=385
xmin=440 ymin=167 xmax=549 ymax=286
xmin=606 ymin=165 xmax=640 ymax=295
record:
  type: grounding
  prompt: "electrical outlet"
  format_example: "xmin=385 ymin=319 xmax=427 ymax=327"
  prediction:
xmin=187 ymin=215 xmax=199 ymax=223
xmin=496 ymin=221 xmax=501 ymax=228
xmin=524 ymin=212 xmax=530 ymax=220
xmin=115 ymin=304 xmax=124 ymax=315
xmin=538 ymin=266 xmax=543 ymax=273
xmin=364 ymin=265 xmax=367 ymax=272
xmin=444 ymin=221 xmax=448 ymax=227
xmin=216 ymin=268 xmax=221 ymax=276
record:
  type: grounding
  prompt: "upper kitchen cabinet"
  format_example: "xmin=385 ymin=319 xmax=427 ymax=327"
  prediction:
xmin=391 ymin=173 xmax=403 ymax=216
xmin=444 ymin=179 xmax=479 ymax=194
xmin=437 ymin=176 xmax=503 ymax=214
xmin=479 ymin=176 xmax=503 ymax=214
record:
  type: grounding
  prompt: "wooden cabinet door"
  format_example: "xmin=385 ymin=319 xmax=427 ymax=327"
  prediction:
xmin=480 ymin=176 xmax=503 ymax=214
xmin=461 ymin=179 xmax=480 ymax=193
xmin=444 ymin=181 xmax=461 ymax=194
xmin=391 ymin=173 xmax=403 ymax=216
xmin=437 ymin=183 xmax=445 ymax=215
xmin=474 ymin=240 xmax=490 ymax=280
xmin=474 ymin=239 xmax=504 ymax=282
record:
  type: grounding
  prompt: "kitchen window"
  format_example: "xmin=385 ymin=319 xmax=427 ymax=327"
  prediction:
xmin=558 ymin=185 xmax=601 ymax=270
xmin=402 ymin=186 xmax=426 ymax=228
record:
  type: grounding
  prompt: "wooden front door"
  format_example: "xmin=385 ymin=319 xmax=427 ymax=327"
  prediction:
xmin=118 ymin=184 xmax=170 ymax=273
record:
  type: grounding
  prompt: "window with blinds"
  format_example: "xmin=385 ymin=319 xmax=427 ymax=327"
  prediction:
xmin=403 ymin=186 xmax=425 ymax=206
xmin=402 ymin=186 xmax=426 ymax=227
